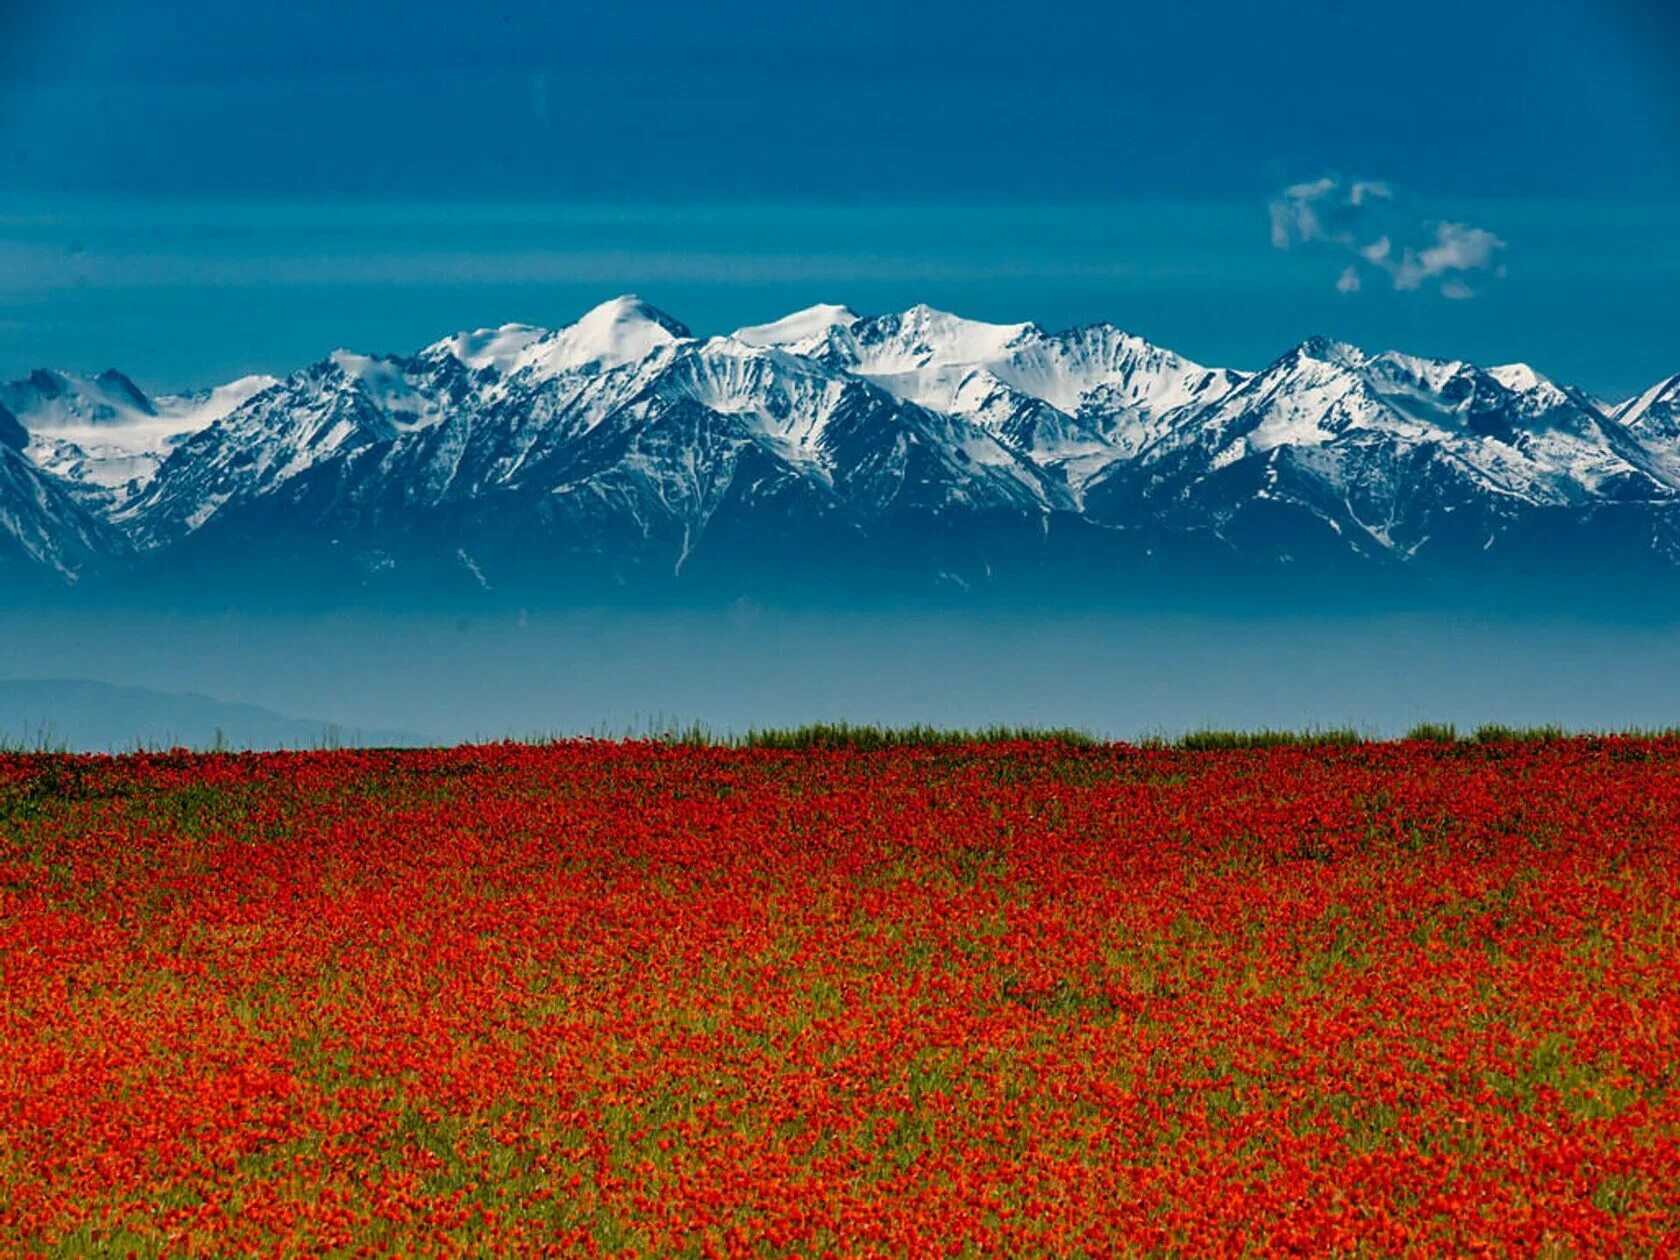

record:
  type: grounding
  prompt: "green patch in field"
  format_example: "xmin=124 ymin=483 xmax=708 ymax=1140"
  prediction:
xmin=1166 ymin=726 xmax=1366 ymax=751
xmin=1482 ymin=1033 xmax=1645 ymax=1121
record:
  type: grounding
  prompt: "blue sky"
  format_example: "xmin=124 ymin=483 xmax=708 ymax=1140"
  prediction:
xmin=2 ymin=0 xmax=1677 ymax=396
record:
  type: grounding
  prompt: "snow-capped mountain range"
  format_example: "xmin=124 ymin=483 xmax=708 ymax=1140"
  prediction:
xmin=6 ymin=295 xmax=1680 ymax=602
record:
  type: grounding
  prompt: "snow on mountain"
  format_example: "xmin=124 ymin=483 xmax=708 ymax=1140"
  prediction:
xmin=427 ymin=323 xmax=551 ymax=376
xmin=1076 ymin=336 xmax=1680 ymax=566
xmin=1156 ymin=338 xmax=1669 ymax=503
xmin=1003 ymin=327 xmax=1244 ymax=430
xmin=551 ymin=294 xmax=690 ymax=369
xmin=421 ymin=296 xmax=690 ymax=387
xmin=1610 ymin=374 xmax=1680 ymax=487
xmin=816 ymin=305 xmax=1034 ymax=388
xmin=110 ymin=299 xmax=1067 ymax=575
xmin=662 ymin=339 xmax=858 ymax=465
xmin=193 ymin=375 xmax=283 ymax=419
xmin=1615 ymin=374 xmax=1680 ymax=440
xmin=1486 ymin=363 xmax=1549 ymax=396
xmin=732 ymin=304 xmax=857 ymax=351
xmin=0 ymin=368 xmax=155 ymax=430
xmin=1 ymin=368 xmax=278 ymax=508
xmin=766 ymin=304 xmax=1246 ymax=488
xmin=5 ymin=296 xmax=1680 ymax=591
xmin=116 ymin=347 xmax=483 ymax=543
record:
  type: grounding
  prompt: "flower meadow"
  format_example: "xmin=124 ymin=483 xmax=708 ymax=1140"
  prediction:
xmin=1 ymin=738 xmax=1677 ymax=1256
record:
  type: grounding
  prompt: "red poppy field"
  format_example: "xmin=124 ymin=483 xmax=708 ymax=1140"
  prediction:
xmin=2 ymin=738 xmax=1677 ymax=1256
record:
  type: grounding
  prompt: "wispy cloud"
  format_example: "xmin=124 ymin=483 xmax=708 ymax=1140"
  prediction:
xmin=1269 ymin=177 xmax=1508 ymax=299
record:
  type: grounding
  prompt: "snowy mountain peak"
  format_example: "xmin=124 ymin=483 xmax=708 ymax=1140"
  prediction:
xmin=1615 ymin=372 xmax=1680 ymax=439
xmin=3 ymin=368 xmax=157 ymax=429
xmin=575 ymin=294 xmax=690 ymax=351
xmin=1487 ymin=363 xmax=1550 ymax=394
xmin=198 ymin=374 xmax=282 ymax=416
xmin=857 ymin=305 xmax=1037 ymax=368
xmin=732 ymin=304 xmax=858 ymax=350
xmin=308 ymin=350 xmax=446 ymax=433
xmin=428 ymin=323 xmax=551 ymax=375
xmin=1290 ymin=335 xmax=1367 ymax=368
xmin=327 ymin=349 xmax=386 ymax=378
xmin=1484 ymin=364 xmax=1614 ymax=432
xmin=509 ymin=294 xmax=693 ymax=377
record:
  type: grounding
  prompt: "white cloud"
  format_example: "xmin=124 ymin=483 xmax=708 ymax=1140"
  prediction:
xmin=1419 ymin=221 xmax=1505 ymax=274
xmin=1270 ymin=177 xmax=1508 ymax=299
xmin=1360 ymin=237 xmax=1392 ymax=264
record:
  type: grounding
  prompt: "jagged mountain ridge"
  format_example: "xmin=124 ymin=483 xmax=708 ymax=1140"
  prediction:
xmin=5 ymin=295 xmax=1680 ymax=599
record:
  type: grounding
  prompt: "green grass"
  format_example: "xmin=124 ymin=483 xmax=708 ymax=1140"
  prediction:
xmin=1160 ymin=727 xmax=1367 ymax=751
xmin=0 ymin=722 xmax=371 ymax=755
xmin=1403 ymin=722 xmax=1595 ymax=745
xmin=1403 ymin=722 xmax=1460 ymax=744
xmin=526 ymin=716 xmax=1100 ymax=749
xmin=1469 ymin=723 xmax=1568 ymax=744
xmin=738 ymin=722 xmax=1099 ymax=750
xmin=12 ymin=718 xmax=1680 ymax=758
xmin=0 ymin=722 xmax=72 ymax=754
